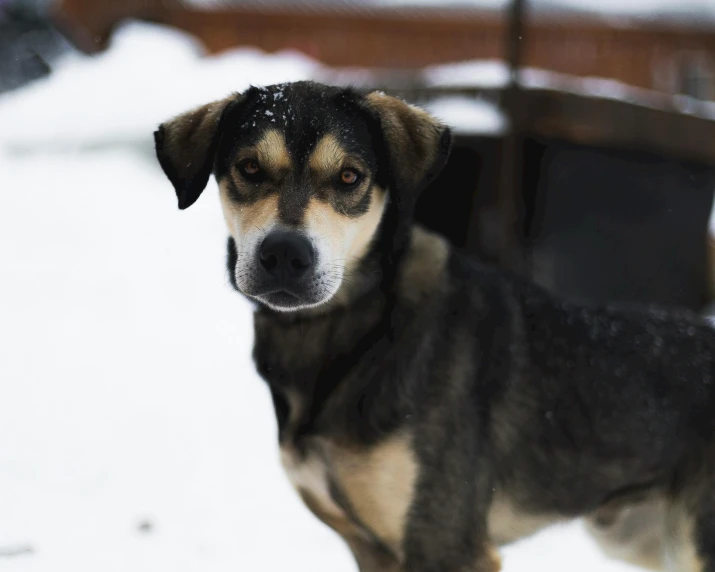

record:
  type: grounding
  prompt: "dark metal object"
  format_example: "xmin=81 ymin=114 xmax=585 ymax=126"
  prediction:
xmin=496 ymin=0 xmax=527 ymax=273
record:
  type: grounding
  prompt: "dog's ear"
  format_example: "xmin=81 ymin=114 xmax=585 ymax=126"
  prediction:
xmin=154 ymin=94 xmax=241 ymax=210
xmin=364 ymin=91 xmax=452 ymax=197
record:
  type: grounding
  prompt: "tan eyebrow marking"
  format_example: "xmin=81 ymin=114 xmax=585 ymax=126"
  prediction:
xmin=238 ymin=128 xmax=291 ymax=173
xmin=219 ymin=189 xmax=280 ymax=237
xmin=309 ymin=134 xmax=345 ymax=174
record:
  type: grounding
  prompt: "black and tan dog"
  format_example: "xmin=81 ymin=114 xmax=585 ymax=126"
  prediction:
xmin=155 ymin=81 xmax=715 ymax=571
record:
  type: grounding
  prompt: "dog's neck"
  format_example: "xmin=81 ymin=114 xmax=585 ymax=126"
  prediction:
xmin=253 ymin=224 xmax=451 ymax=444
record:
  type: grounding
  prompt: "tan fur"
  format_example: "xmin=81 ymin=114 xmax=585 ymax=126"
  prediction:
xmin=488 ymin=493 xmax=561 ymax=546
xmin=281 ymin=443 xmax=345 ymax=523
xmin=586 ymin=497 xmax=666 ymax=571
xmin=219 ymin=191 xmax=281 ymax=295
xmin=219 ymin=190 xmax=279 ymax=239
xmin=665 ymin=506 xmax=705 ymax=572
xmin=299 ymin=489 xmax=362 ymax=540
xmin=586 ymin=496 xmax=709 ymax=572
xmin=477 ymin=544 xmax=503 ymax=572
xmin=160 ymin=94 xmax=237 ymax=183
xmin=239 ymin=128 xmax=292 ymax=174
xmin=365 ymin=92 xmax=444 ymax=189
xmin=331 ymin=433 xmax=418 ymax=559
xmin=280 ymin=433 xmax=418 ymax=564
xmin=344 ymin=536 xmax=402 ymax=572
xmin=308 ymin=133 xmax=348 ymax=175
xmin=399 ymin=226 xmax=450 ymax=304
xmin=344 ymin=190 xmax=388 ymax=267
xmin=304 ymin=187 xmax=387 ymax=273
xmin=282 ymin=388 xmax=304 ymax=433
xmin=306 ymin=133 xmax=378 ymax=260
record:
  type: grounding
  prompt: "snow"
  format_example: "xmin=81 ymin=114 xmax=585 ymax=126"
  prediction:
xmin=547 ymin=0 xmax=715 ymax=19
xmin=424 ymin=59 xmax=510 ymax=89
xmin=0 ymin=147 xmax=351 ymax=572
xmin=423 ymin=59 xmax=715 ymax=121
xmin=0 ymin=22 xmax=319 ymax=150
xmin=0 ymin=19 xmax=648 ymax=572
xmin=519 ymin=67 xmax=715 ymax=119
xmin=425 ymin=96 xmax=508 ymax=135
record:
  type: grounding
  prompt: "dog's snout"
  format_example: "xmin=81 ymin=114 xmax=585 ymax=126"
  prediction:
xmin=259 ymin=231 xmax=314 ymax=280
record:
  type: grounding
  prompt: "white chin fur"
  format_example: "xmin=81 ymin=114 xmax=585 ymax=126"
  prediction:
xmin=235 ymin=270 xmax=343 ymax=313
xmin=258 ymin=297 xmax=330 ymax=313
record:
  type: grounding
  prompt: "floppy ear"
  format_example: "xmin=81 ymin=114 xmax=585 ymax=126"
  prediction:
xmin=154 ymin=94 xmax=240 ymax=210
xmin=364 ymin=91 xmax=452 ymax=197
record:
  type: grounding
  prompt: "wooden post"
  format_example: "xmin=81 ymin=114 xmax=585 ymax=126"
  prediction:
xmin=498 ymin=0 xmax=528 ymax=274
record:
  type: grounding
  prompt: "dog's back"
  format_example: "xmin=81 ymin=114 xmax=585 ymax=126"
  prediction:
xmin=439 ymin=247 xmax=715 ymax=569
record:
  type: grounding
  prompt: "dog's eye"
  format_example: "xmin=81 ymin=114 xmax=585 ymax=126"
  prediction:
xmin=239 ymin=159 xmax=261 ymax=179
xmin=339 ymin=168 xmax=361 ymax=188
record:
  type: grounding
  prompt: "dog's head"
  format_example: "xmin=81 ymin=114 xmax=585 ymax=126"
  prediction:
xmin=155 ymin=81 xmax=450 ymax=312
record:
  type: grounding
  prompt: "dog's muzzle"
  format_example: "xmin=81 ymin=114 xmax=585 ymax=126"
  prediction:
xmin=253 ymin=230 xmax=317 ymax=309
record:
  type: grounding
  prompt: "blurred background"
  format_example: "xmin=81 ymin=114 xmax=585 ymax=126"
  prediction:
xmin=1 ymin=0 xmax=714 ymax=570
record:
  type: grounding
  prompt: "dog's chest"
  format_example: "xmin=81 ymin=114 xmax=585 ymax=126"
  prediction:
xmin=280 ymin=442 xmax=345 ymax=522
xmin=279 ymin=432 xmax=419 ymax=556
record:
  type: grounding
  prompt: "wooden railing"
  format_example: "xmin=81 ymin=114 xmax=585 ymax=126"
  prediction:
xmin=54 ymin=0 xmax=715 ymax=97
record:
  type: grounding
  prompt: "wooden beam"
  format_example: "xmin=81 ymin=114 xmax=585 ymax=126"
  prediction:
xmin=382 ymin=84 xmax=715 ymax=166
xmin=523 ymin=89 xmax=715 ymax=166
xmin=52 ymin=1 xmax=715 ymax=94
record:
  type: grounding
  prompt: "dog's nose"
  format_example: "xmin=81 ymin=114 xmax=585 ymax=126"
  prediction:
xmin=259 ymin=231 xmax=314 ymax=280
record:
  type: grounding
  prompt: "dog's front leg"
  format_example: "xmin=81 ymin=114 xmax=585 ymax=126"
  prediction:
xmin=346 ymin=533 xmax=498 ymax=572
xmin=403 ymin=529 xmax=500 ymax=572
xmin=345 ymin=536 xmax=402 ymax=572
xmin=402 ymin=462 xmax=501 ymax=572
xmin=342 ymin=497 xmax=500 ymax=572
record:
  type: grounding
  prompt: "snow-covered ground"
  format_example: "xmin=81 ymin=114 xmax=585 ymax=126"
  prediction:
xmin=0 ymin=21 xmax=647 ymax=572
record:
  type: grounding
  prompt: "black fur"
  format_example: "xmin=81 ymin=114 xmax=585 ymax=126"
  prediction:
xmin=160 ymin=81 xmax=715 ymax=571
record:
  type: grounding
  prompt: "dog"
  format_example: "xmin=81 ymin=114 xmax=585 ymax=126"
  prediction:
xmin=155 ymin=81 xmax=715 ymax=571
